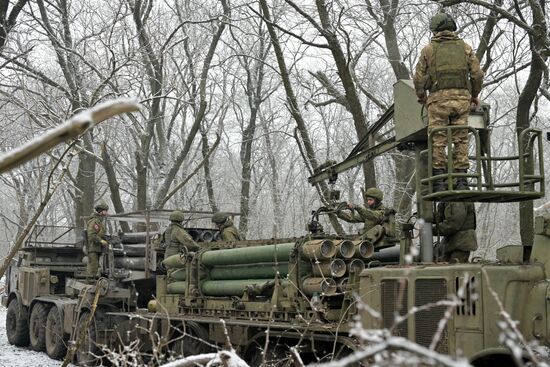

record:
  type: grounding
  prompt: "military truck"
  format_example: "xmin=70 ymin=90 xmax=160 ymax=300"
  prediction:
xmin=4 ymin=80 xmax=549 ymax=366
xmin=1 ymin=210 xmax=223 ymax=364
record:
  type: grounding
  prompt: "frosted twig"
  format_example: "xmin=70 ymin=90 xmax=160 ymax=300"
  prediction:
xmin=482 ymin=269 xmax=541 ymax=365
xmin=0 ymin=98 xmax=140 ymax=173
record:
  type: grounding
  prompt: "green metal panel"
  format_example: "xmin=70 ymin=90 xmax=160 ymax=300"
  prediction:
xmin=394 ymin=80 xmax=426 ymax=142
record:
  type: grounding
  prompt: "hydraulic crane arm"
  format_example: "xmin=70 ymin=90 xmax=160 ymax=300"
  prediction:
xmin=308 ymin=104 xmax=397 ymax=185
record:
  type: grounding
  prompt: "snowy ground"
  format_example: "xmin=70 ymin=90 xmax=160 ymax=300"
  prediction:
xmin=0 ymin=305 xmax=70 ymax=367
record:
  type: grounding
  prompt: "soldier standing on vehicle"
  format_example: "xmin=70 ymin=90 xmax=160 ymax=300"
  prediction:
xmin=413 ymin=12 xmax=484 ymax=191
xmin=164 ymin=210 xmax=199 ymax=260
xmin=212 ymin=212 xmax=242 ymax=241
xmin=337 ymin=187 xmax=386 ymax=238
xmin=86 ymin=201 xmax=109 ymax=278
xmin=433 ymin=200 xmax=478 ymax=262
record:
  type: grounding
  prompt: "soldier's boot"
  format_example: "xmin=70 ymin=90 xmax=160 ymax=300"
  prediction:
xmin=454 ymin=169 xmax=469 ymax=190
xmin=432 ymin=168 xmax=447 ymax=192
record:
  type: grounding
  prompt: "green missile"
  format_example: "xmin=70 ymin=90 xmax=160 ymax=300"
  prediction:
xmin=167 ymin=281 xmax=187 ymax=294
xmin=201 ymin=279 xmax=274 ymax=296
xmin=201 ymin=243 xmax=295 ymax=266
xmin=162 ymin=253 xmax=187 ymax=269
xmin=209 ymin=262 xmax=289 ymax=280
xmin=167 ymin=268 xmax=187 ymax=281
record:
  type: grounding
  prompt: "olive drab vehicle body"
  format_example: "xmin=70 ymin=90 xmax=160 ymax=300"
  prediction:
xmin=3 ymin=81 xmax=549 ymax=366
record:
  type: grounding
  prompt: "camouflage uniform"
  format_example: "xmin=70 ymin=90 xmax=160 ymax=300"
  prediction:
xmin=413 ymin=30 xmax=484 ymax=170
xmin=219 ymin=218 xmax=242 ymax=241
xmin=86 ymin=212 xmax=106 ymax=277
xmin=338 ymin=203 xmax=386 ymax=238
xmin=164 ymin=223 xmax=199 ymax=260
xmin=433 ymin=201 xmax=478 ymax=262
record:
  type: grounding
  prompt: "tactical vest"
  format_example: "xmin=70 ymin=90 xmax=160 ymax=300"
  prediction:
xmin=428 ymin=39 xmax=470 ymax=92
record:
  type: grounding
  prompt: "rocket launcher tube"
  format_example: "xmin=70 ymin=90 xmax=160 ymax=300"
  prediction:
xmin=302 ymin=277 xmax=337 ymax=296
xmin=334 ymin=240 xmax=355 ymax=259
xmin=347 ymin=258 xmax=365 ymax=274
xmin=201 ymin=243 xmax=295 ymax=266
xmin=354 ymin=240 xmax=374 ymax=258
xmin=301 ymin=240 xmax=336 ymax=260
xmin=337 ymin=277 xmax=349 ymax=292
xmin=311 ymin=259 xmax=346 ymax=278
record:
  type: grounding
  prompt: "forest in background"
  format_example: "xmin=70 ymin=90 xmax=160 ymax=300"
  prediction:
xmin=0 ymin=0 xmax=548 ymax=259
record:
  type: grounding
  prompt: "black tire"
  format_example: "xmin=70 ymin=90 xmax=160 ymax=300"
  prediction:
xmin=45 ymin=306 xmax=67 ymax=359
xmin=29 ymin=302 xmax=49 ymax=351
xmin=75 ymin=311 xmax=101 ymax=366
xmin=170 ymin=321 xmax=213 ymax=358
xmin=248 ymin=342 xmax=289 ymax=367
xmin=6 ymin=298 xmax=29 ymax=346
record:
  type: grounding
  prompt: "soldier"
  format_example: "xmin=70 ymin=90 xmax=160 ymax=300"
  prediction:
xmin=164 ymin=210 xmax=200 ymax=260
xmin=433 ymin=200 xmax=478 ymax=262
xmin=337 ymin=187 xmax=386 ymax=238
xmin=212 ymin=212 xmax=242 ymax=241
xmin=86 ymin=201 xmax=109 ymax=278
xmin=413 ymin=12 xmax=484 ymax=191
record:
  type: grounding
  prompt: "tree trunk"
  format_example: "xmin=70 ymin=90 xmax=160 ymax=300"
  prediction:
xmin=201 ymin=129 xmax=218 ymax=212
xmin=516 ymin=0 xmax=547 ymax=246
xmin=259 ymin=0 xmax=344 ymax=234
xmin=313 ymin=0 xmax=374 ymax=188
xmin=100 ymin=144 xmax=130 ymax=232
xmin=153 ymin=0 xmax=230 ymax=208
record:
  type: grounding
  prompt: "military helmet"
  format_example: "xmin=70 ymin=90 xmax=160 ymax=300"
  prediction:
xmin=94 ymin=200 xmax=109 ymax=211
xmin=365 ymin=187 xmax=383 ymax=201
xmin=169 ymin=210 xmax=185 ymax=222
xmin=212 ymin=212 xmax=229 ymax=224
xmin=429 ymin=13 xmax=457 ymax=32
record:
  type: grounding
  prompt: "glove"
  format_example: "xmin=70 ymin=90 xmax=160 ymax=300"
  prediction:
xmin=100 ymin=239 xmax=108 ymax=247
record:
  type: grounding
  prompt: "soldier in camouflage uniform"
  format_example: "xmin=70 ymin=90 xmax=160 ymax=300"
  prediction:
xmin=86 ymin=201 xmax=109 ymax=278
xmin=433 ymin=200 xmax=478 ymax=262
xmin=164 ymin=210 xmax=199 ymax=260
xmin=337 ymin=187 xmax=386 ymax=239
xmin=212 ymin=212 xmax=242 ymax=241
xmin=413 ymin=13 xmax=484 ymax=191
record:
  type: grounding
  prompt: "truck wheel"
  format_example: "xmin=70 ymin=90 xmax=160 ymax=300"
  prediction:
xmin=75 ymin=311 xmax=101 ymax=366
xmin=170 ymin=321 xmax=212 ymax=358
xmin=29 ymin=302 xmax=49 ymax=351
xmin=45 ymin=307 xmax=67 ymax=359
xmin=248 ymin=343 xmax=289 ymax=367
xmin=6 ymin=298 xmax=29 ymax=346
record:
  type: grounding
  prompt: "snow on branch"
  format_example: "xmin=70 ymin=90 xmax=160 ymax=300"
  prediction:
xmin=0 ymin=98 xmax=140 ymax=174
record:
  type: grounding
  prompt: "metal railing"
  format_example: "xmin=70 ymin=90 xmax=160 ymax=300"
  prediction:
xmin=421 ymin=126 xmax=544 ymax=202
